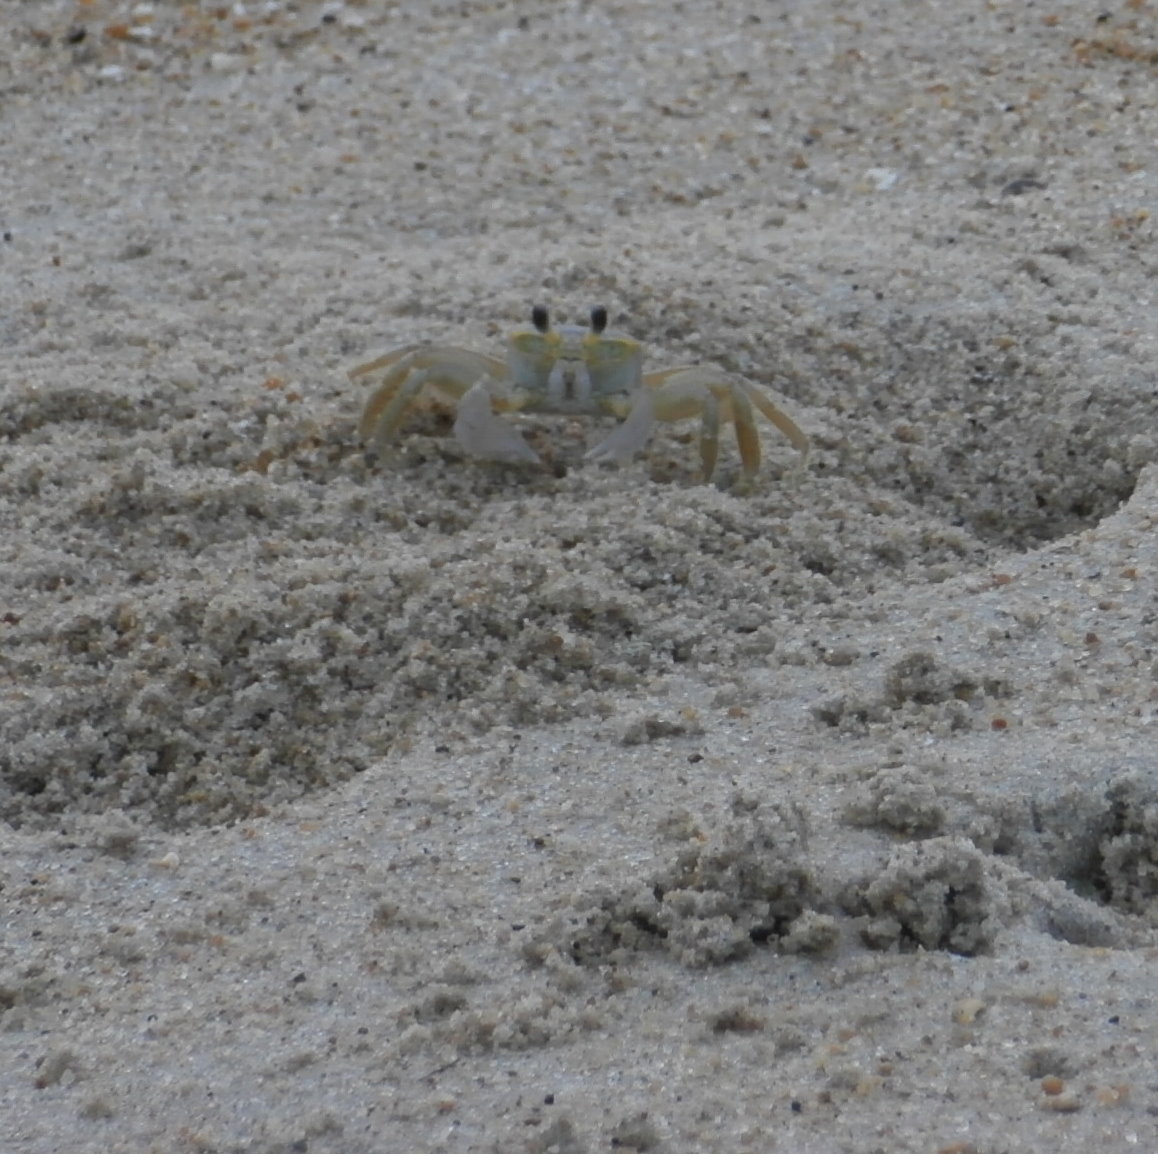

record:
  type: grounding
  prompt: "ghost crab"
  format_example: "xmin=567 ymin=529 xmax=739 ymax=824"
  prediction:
xmin=351 ymin=305 xmax=809 ymax=481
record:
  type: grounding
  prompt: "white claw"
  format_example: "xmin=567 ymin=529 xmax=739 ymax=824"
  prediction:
xmin=453 ymin=380 xmax=540 ymax=464
xmin=585 ymin=389 xmax=656 ymax=465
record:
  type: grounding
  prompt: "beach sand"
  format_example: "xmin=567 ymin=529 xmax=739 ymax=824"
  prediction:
xmin=2 ymin=1 xmax=1158 ymax=1150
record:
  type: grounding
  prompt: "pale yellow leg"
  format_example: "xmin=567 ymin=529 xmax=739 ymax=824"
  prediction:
xmin=645 ymin=367 xmax=721 ymax=480
xmin=698 ymin=389 xmax=721 ymax=481
xmin=361 ymin=369 xmax=430 ymax=449
xmin=739 ymin=379 xmax=810 ymax=463
xmin=347 ymin=344 xmax=424 ymax=384
xmin=727 ymin=383 xmax=762 ymax=478
xmin=349 ymin=345 xmax=508 ymax=451
xmin=644 ymin=366 xmax=809 ymax=480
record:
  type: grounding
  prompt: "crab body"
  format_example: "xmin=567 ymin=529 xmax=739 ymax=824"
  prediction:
xmin=351 ymin=305 xmax=808 ymax=481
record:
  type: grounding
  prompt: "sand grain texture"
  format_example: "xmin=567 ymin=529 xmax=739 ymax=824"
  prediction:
xmin=2 ymin=1 xmax=1158 ymax=1151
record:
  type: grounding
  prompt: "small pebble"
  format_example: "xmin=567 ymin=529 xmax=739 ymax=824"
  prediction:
xmin=1039 ymin=1094 xmax=1082 ymax=1113
xmin=951 ymin=997 xmax=986 ymax=1025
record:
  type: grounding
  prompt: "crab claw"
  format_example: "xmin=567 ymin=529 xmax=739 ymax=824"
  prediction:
xmin=453 ymin=379 xmax=541 ymax=464
xmin=584 ymin=388 xmax=656 ymax=466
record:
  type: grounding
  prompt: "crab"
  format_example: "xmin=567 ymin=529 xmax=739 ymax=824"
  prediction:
xmin=350 ymin=305 xmax=809 ymax=481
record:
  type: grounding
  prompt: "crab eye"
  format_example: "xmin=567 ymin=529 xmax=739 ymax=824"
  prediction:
xmin=590 ymin=305 xmax=608 ymax=335
xmin=531 ymin=304 xmax=550 ymax=333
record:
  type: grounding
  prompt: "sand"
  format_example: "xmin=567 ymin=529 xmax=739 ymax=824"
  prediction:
xmin=3 ymin=0 xmax=1158 ymax=1150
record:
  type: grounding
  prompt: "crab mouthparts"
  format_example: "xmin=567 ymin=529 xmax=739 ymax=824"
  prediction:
xmin=547 ymin=358 xmax=593 ymax=407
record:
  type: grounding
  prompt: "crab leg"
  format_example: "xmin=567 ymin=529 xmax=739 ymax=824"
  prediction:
xmin=641 ymin=366 xmax=727 ymax=479
xmin=352 ymin=345 xmax=508 ymax=449
xmin=347 ymin=344 xmax=424 ymax=384
xmin=644 ymin=366 xmax=808 ymax=480
xmin=738 ymin=378 xmax=811 ymax=463
xmin=359 ymin=366 xmax=430 ymax=448
xmin=698 ymin=387 xmax=724 ymax=480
